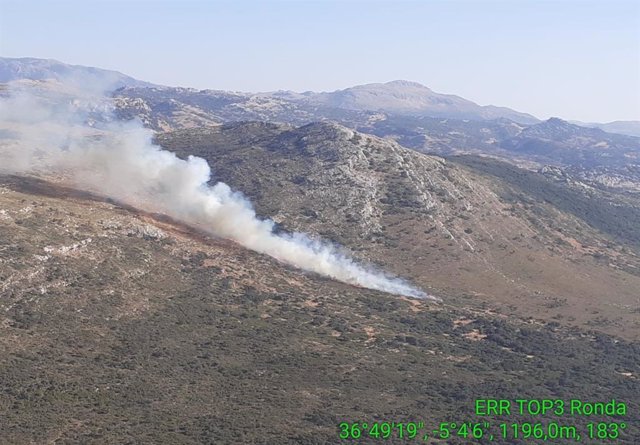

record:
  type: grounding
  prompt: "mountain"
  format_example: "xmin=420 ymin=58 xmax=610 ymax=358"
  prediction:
xmin=2 ymin=174 xmax=638 ymax=443
xmin=0 ymin=57 xmax=154 ymax=91
xmin=4 ymin=57 xmax=611 ymax=194
xmin=276 ymin=80 xmax=540 ymax=124
xmin=361 ymin=115 xmax=640 ymax=193
xmin=112 ymin=87 xmax=640 ymax=192
xmin=499 ymin=117 xmax=640 ymax=167
xmin=571 ymin=120 xmax=640 ymax=138
xmin=112 ymin=80 xmax=539 ymax=133
xmin=156 ymin=122 xmax=640 ymax=342
xmin=2 ymin=72 xmax=639 ymax=442
xmin=113 ymin=85 xmax=331 ymax=131
xmin=115 ymin=84 xmax=478 ymax=134
xmin=5 ymin=58 xmax=539 ymax=126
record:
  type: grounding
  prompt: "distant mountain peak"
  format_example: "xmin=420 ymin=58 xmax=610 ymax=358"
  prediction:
xmin=536 ymin=117 xmax=608 ymax=136
xmin=374 ymin=80 xmax=432 ymax=90
xmin=293 ymin=81 xmax=539 ymax=124
xmin=541 ymin=117 xmax=573 ymax=129
xmin=346 ymin=80 xmax=433 ymax=94
xmin=384 ymin=80 xmax=427 ymax=88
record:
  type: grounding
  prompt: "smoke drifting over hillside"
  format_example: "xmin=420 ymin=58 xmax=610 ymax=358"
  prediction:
xmin=0 ymin=80 xmax=434 ymax=300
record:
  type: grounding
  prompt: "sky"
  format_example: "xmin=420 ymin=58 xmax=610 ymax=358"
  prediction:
xmin=1 ymin=0 xmax=639 ymax=123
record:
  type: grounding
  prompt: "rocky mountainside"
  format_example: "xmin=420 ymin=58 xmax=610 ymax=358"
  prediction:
xmin=1 ymin=175 xmax=639 ymax=443
xmin=367 ymin=116 xmax=640 ymax=193
xmin=113 ymin=79 xmax=539 ymax=128
xmin=113 ymin=85 xmax=383 ymax=131
xmin=157 ymin=122 xmax=640 ymax=341
xmin=113 ymin=83 xmax=540 ymax=131
xmin=113 ymin=86 xmax=640 ymax=192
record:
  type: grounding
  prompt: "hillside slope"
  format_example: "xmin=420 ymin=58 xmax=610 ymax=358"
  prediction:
xmin=157 ymin=123 xmax=640 ymax=340
xmin=1 ymin=175 xmax=638 ymax=443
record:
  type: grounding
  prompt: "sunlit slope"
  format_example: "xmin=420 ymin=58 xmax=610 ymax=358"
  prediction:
xmin=158 ymin=123 xmax=640 ymax=340
xmin=1 ymin=176 xmax=638 ymax=443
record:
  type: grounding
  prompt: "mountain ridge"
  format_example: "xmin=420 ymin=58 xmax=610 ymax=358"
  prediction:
xmin=0 ymin=57 xmax=155 ymax=91
xmin=267 ymin=79 xmax=541 ymax=125
xmin=3 ymin=60 xmax=638 ymax=194
xmin=7 ymin=57 xmax=639 ymax=133
xmin=2 ymin=57 xmax=540 ymax=123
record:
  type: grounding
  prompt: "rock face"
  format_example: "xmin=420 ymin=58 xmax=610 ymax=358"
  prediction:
xmin=2 ymin=175 xmax=640 ymax=444
xmin=157 ymin=122 xmax=640 ymax=341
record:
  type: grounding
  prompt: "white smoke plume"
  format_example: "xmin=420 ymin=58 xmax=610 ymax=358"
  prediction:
xmin=0 ymin=80 xmax=436 ymax=300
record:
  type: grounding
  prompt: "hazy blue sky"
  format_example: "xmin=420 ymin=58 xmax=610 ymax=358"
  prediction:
xmin=1 ymin=0 xmax=639 ymax=122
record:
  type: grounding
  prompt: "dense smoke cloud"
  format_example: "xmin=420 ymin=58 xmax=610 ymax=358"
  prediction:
xmin=0 ymin=80 xmax=435 ymax=300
